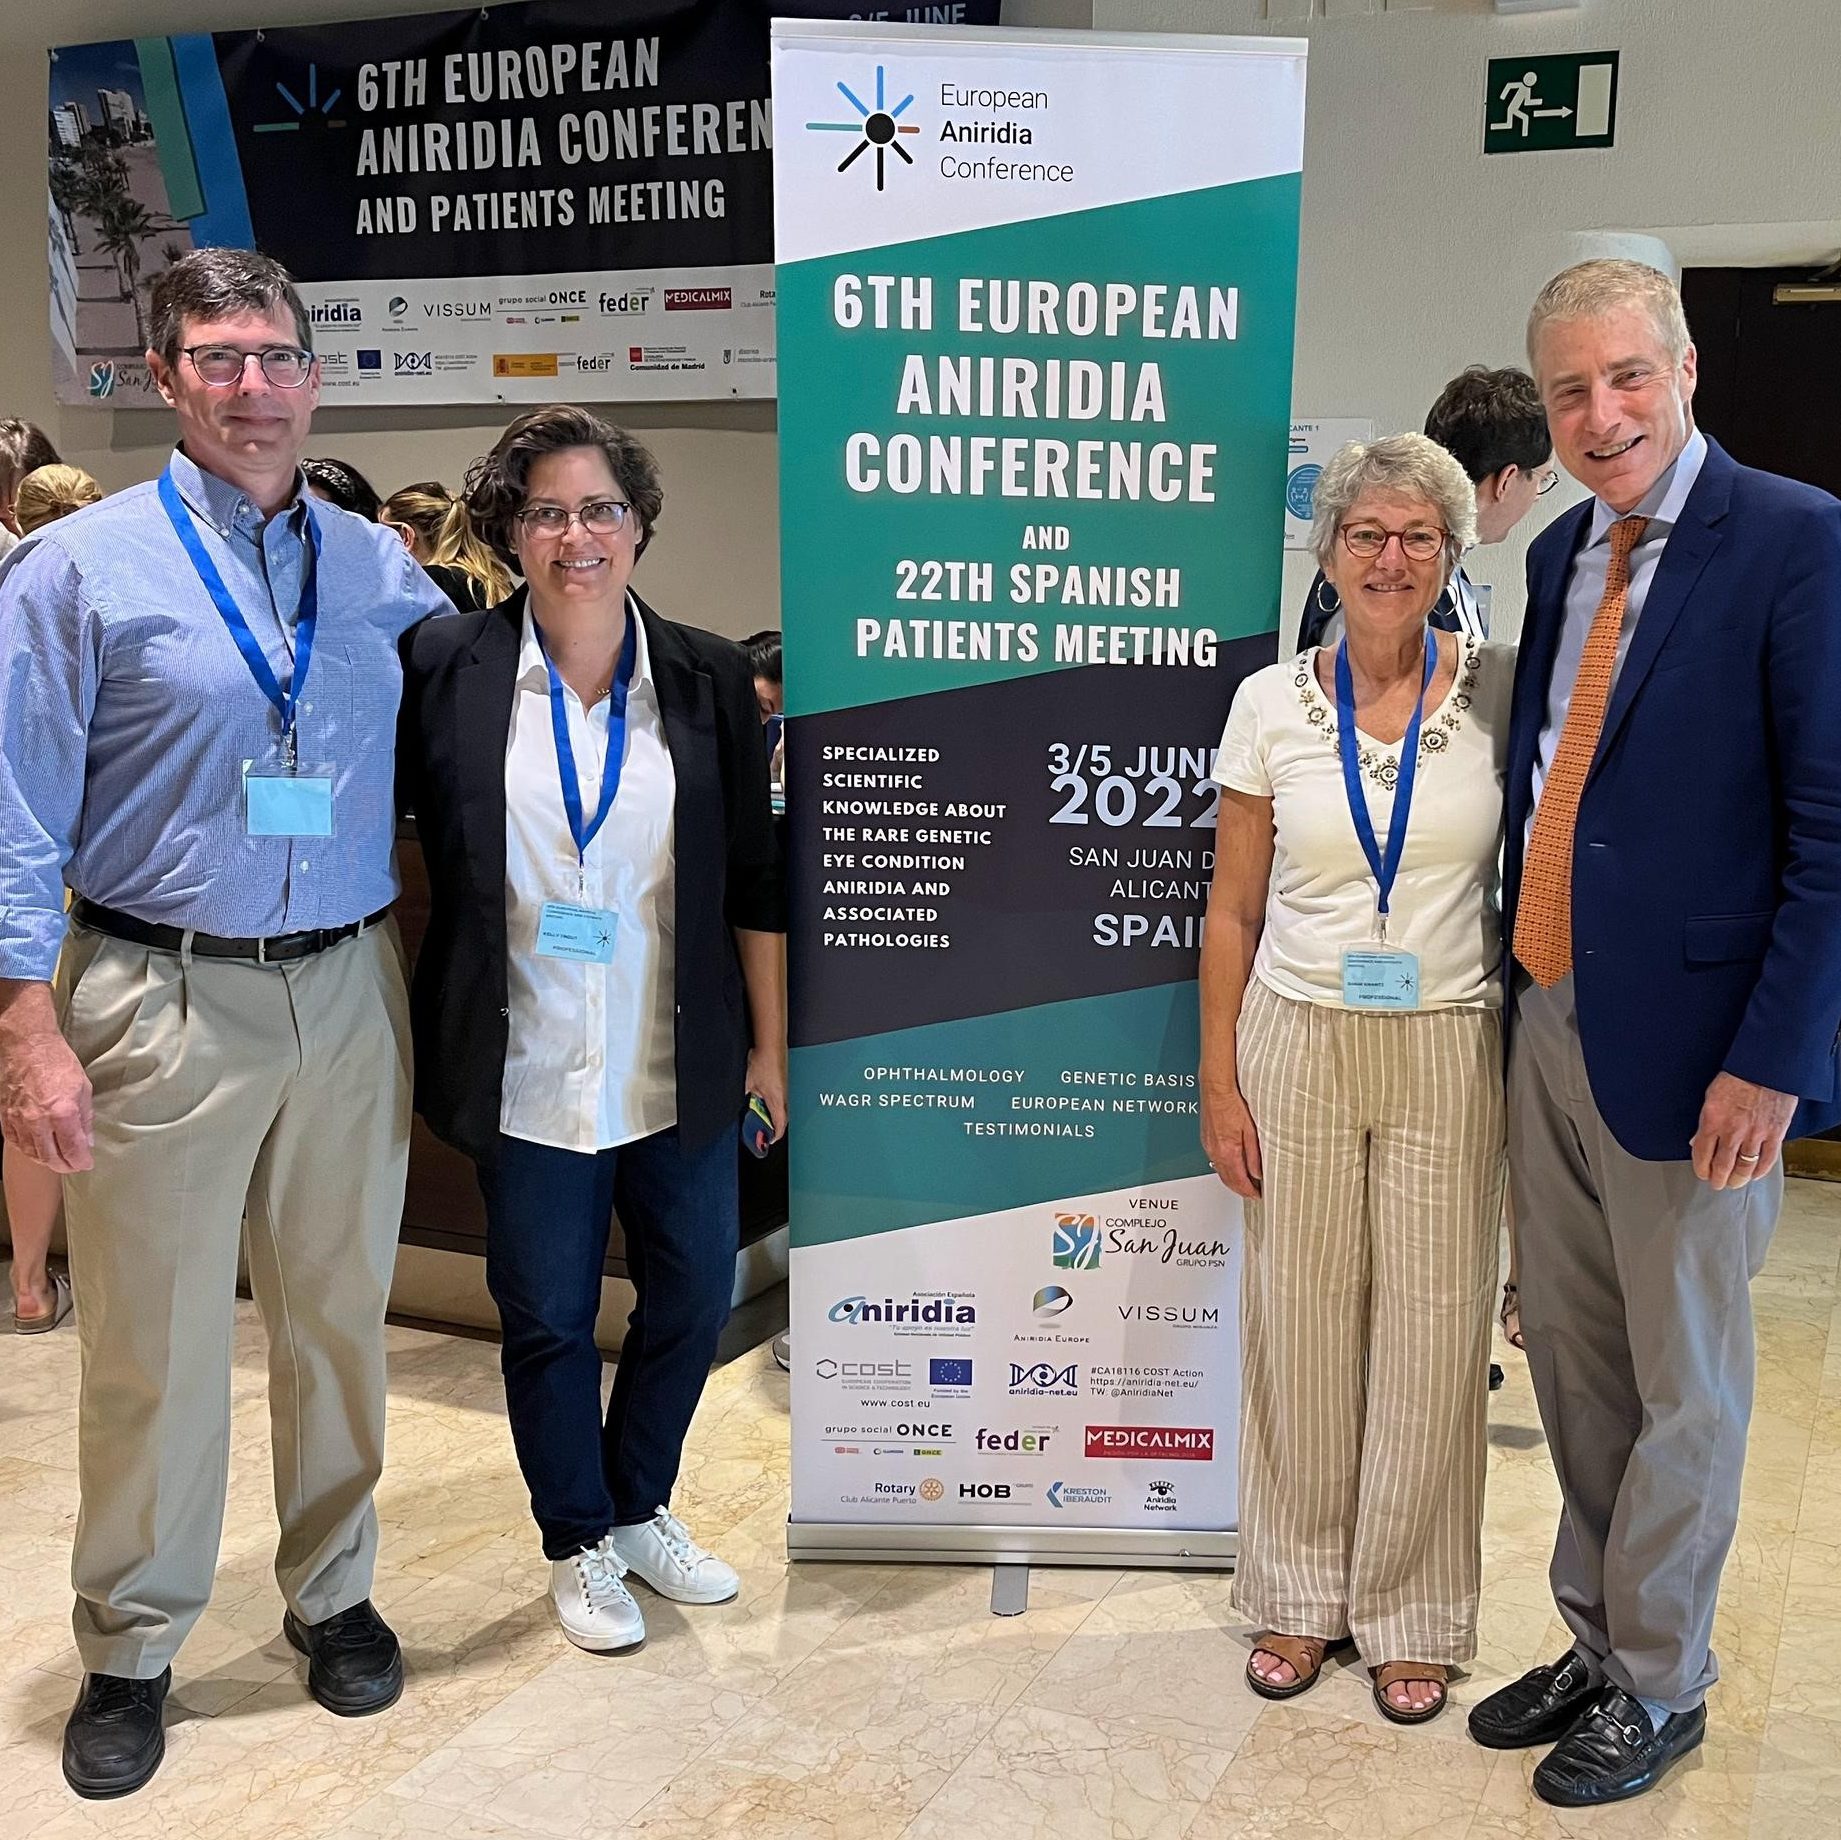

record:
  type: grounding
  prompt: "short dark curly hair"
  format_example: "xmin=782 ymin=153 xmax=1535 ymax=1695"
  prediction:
xmin=464 ymin=405 xmax=663 ymax=568
xmin=1423 ymin=366 xmax=1550 ymax=484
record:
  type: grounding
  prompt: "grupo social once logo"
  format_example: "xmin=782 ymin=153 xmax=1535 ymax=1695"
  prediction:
xmin=805 ymin=63 xmax=921 ymax=192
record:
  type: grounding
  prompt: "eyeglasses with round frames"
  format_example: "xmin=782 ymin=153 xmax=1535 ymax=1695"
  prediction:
xmin=1339 ymin=523 xmax=1447 ymax=562
xmin=184 ymin=345 xmax=315 ymax=388
xmin=516 ymin=500 xmax=632 ymax=537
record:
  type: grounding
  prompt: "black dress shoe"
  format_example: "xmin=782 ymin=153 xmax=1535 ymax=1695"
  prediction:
xmin=282 ymin=1599 xmax=403 ymax=1717
xmin=1533 ymin=1688 xmax=1706 ymax=1807
xmin=62 ymin=1668 xmax=170 ymax=1799
xmin=1467 ymin=1650 xmax=1602 ymax=1749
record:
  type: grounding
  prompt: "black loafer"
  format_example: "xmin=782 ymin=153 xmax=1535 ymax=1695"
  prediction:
xmin=1468 ymin=1650 xmax=1602 ymax=1749
xmin=282 ymin=1599 xmax=403 ymax=1717
xmin=1533 ymin=1688 xmax=1706 ymax=1807
xmin=62 ymin=1668 xmax=170 ymax=1799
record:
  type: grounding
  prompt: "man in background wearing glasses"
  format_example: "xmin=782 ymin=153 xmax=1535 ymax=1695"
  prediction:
xmin=1299 ymin=364 xmax=1558 ymax=649
xmin=0 ymin=248 xmax=452 ymax=1798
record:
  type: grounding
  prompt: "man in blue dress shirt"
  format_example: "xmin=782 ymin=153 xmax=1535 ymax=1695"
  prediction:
xmin=0 ymin=249 xmax=451 ymax=1798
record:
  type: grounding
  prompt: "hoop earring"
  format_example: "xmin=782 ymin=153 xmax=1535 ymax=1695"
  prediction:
xmin=1314 ymin=578 xmax=1337 ymax=614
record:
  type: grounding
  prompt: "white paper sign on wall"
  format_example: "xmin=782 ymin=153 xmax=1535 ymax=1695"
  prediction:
xmin=1285 ymin=418 xmax=1375 ymax=552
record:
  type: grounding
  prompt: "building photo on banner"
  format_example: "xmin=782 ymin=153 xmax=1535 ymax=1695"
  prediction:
xmin=774 ymin=20 xmax=1306 ymax=1567
xmin=45 ymin=0 xmax=999 ymax=409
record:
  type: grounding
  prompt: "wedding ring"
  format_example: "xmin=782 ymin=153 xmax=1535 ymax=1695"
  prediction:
xmin=1737 ymin=1152 xmax=1761 ymax=1163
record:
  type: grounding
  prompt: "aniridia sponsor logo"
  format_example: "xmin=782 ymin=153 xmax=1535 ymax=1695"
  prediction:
xmin=1083 ymin=1425 xmax=1215 ymax=1461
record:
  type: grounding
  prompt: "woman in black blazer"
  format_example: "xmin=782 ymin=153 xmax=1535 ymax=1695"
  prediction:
xmin=398 ymin=405 xmax=785 ymax=1655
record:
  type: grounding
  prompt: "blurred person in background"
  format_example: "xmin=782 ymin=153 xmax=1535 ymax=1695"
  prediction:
xmin=0 ymin=420 xmax=62 ymax=562
xmin=1 ymin=462 xmax=103 ymax=1333
xmin=302 ymin=456 xmax=383 ymax=522
xmin=1300 ymin=367 xmax=1556 ymax=649
xmin=381 ymin=480 xmax=513 ymax=612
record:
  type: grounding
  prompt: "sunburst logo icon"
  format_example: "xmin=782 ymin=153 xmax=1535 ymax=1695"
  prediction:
xmin=806 ymin=65 xmax=921 ymax=192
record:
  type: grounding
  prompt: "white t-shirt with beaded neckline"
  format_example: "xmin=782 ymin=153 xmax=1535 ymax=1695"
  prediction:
xmin=1212 ymin=635 xmax=1516 ymax=1012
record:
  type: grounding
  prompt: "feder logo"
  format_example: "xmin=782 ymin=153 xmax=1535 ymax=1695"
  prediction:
xmin=805 ymin=64 xmax=922 ymax=192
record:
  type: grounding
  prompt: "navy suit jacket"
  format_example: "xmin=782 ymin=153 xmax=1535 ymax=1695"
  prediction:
xmin=1505 ymin=439 xmax=1841 ymax=1159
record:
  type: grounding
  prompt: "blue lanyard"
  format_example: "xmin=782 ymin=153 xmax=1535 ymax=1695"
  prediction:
xmin=535 ymin=611 xmax=638 ymax=875
xmin=1335 ymin=628 xmax=1436 ymax=937
xmin=159 ymin=468 xmax=319 ymax=764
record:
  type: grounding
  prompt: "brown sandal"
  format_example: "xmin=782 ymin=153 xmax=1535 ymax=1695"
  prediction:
xmin=1499 ymin=1282 xmax=1524 ymax=1351
xmin=1371 ymin=1661 xmax=1450 ymax=1725
xmin=1246 ymin=1632 xmax=1342 ymax=1701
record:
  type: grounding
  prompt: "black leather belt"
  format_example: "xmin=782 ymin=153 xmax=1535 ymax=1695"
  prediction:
xmin=72 ymin=898 xmax=390 ymax=965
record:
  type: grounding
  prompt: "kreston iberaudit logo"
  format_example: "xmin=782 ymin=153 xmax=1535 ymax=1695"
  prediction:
xmin=806 ymin=65 xmax=921 ymax=191
xmin=256 ymin=62 xmax=346 ymax=134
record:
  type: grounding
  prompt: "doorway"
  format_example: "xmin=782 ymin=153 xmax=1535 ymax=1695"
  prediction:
xmin=1681 ymin=265 xmax=1841 ymax=495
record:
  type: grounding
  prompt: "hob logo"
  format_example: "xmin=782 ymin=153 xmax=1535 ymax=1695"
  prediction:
xmin=805 ymin=64 xmax=921 ymax=192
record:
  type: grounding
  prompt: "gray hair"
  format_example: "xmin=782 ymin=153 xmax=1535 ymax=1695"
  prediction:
xmin=1309 ymin=433 xmax=1476 ymax=572
xmin=1527 ymin=258 xmax=1691 ymax=370
xmin=148 ymin=248 xmax=313 ymax=368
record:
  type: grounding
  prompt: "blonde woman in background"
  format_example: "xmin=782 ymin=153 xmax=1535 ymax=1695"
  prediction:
xmin=381 ymin=480 xmax=513 ymax=611
xmin=2 ymin=463 xmax=103 ymax=1330
xmin=14 ymin=464 xmax=104 ymax=535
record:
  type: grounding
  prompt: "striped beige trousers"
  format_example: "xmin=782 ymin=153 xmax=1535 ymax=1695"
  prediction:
xmin=1233 ymin=978 xmax=1505 ymax=1665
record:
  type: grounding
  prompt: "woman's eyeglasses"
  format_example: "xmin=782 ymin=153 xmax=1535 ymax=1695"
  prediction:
xmin=516 ymin=500 xmax=631 ymax=537
xmin=1339 ymin=523 xmax=1447 ymax=562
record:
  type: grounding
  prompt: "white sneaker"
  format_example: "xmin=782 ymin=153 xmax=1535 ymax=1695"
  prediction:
xmin=610 ymin=1510 xmax=740 ymax=1605
xmin=549 ymin=1535 xmax=646 ymax=1652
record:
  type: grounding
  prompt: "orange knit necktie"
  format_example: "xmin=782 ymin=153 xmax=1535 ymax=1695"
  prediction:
xmin=1514 ymin=515 xmax=1649 ymax=989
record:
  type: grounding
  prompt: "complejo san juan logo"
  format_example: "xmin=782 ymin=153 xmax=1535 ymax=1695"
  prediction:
xmin=806 ymin=64 xmax=921 ymax=191
xmin=87 ymin=361 xmax=116 ymax=400
xmin=1052 ymin=1213 xmax=1101 ymax=1270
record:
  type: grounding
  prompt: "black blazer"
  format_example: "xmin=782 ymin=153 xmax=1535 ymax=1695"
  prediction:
xmin=397 ymin=587 xmax=784 ymax=1163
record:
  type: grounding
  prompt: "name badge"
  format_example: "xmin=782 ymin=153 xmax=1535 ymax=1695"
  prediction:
xmin=537 ymin=901 xmax=617 ymax=964
xmin=1342 ymin=946 xmax=1421 ymax=1011
xmin=245 ymin=767 xmax=334 ymax=838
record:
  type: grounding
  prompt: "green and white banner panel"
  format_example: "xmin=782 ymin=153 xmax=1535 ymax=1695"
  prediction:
xmin=773 ymin=21 xmax=1305 ymax=1561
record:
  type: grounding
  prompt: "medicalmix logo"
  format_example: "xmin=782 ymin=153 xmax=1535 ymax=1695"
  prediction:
xmin=805 ymin=63 xmax=921 ymax=192
xmin=1084 ymin=1425 xmax=1216 ymax=1462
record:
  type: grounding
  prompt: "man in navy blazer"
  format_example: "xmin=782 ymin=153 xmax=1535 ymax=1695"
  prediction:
xmin=1467 ymin=260 xmax=1841 ymax=1807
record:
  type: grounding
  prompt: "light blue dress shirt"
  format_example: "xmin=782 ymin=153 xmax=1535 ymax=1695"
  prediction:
xmin=0 ymin=447 xmax=454 ymax=980
xmin=1529 ymin=428 xmax=1709 ymax=831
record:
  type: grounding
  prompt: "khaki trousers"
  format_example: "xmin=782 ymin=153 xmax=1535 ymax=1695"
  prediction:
xmin=56 ymin=920 xmax=412 ymax=1679
xmin=1233 ymin=979 xmax=1505 ymax=1665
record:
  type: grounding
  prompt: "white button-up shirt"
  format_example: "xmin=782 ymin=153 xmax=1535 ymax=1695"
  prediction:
xmin=500 ymin=597 xmax=678 ymax=1151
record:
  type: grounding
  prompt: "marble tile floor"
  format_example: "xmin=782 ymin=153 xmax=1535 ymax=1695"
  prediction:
xmin=4 ymin=1178 xmax=1840 ymax=1837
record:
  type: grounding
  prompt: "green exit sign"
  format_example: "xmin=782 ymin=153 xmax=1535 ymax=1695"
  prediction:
xmin=1485 ymin=52 xmax=1620 ymax=155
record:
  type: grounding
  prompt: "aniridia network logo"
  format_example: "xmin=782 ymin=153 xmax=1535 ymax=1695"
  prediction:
xmin=806 ymin=65 xmax=921 ymax=191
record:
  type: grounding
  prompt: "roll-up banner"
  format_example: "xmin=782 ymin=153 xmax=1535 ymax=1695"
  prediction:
xmin=46 ymin=1 xmax=997 ymax=408
xmin=774 ymin=22 xmax=1306 ymax=1565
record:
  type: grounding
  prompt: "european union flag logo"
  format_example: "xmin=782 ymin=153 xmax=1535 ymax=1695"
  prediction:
xmin=929 ymin=1358 xmax=972 ymax=1387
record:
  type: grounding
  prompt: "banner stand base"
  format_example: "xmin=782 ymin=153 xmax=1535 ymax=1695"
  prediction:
xmin=786 ymin=1519 xmax=1238 ymax=1582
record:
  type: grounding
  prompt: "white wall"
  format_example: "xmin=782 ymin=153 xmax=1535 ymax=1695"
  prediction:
xmin=1097 ymin=0 xmax=1841 ymax=641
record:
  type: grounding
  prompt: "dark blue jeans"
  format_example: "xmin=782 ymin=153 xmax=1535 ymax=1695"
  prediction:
xmin=477 ymin=1127 xmax=739 ymax=1560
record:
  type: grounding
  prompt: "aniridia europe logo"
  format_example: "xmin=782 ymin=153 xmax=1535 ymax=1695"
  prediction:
xmin=806 ymin=65 xmax=921 ymax=191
